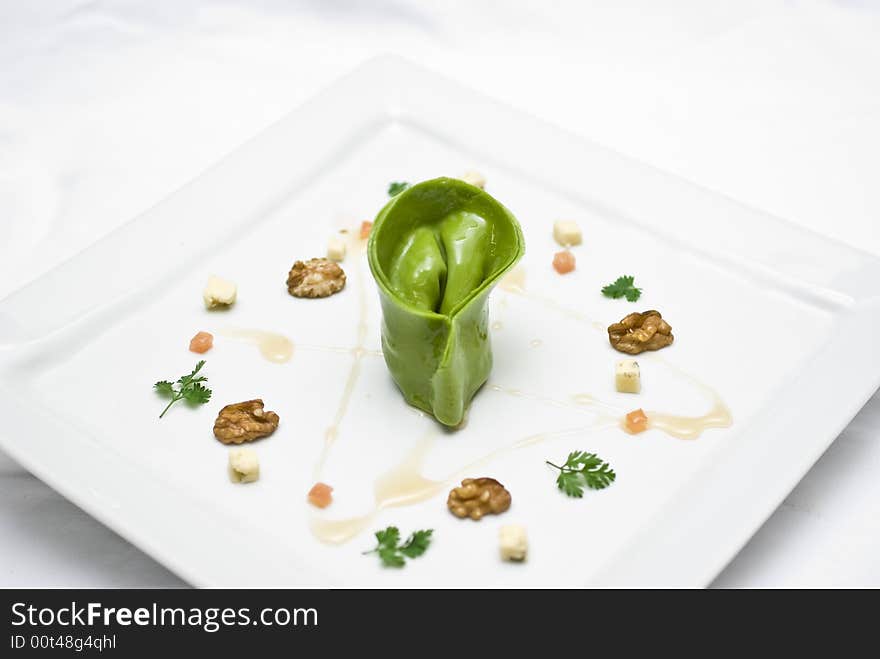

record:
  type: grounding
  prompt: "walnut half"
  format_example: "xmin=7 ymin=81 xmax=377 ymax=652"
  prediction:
xmin=287 ymin=258 xmax=346 ymax=298
xmin=608 ymin=310 xmax=674 ymax=355
xmin=213 ymin=399 xmax=280 ymax=444
xmin=447 ymin=477 xmax=511 ymax=521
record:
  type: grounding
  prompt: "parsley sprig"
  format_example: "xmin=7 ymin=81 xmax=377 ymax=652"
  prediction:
xmin=387 ymin=181 xmax=410 ymax=197
xmin=546 ymin=451 xmax=616 ymax=497
xmin=363 ymin=526 xmax=433 ymax=567
xmin=601 ymin=275 xmax=642 ymax=302
xmin=154 ymin=360 xmax=212 ymax=418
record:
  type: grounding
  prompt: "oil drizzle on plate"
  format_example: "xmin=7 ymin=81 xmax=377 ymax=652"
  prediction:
xmin=220 ymin=329 xmax=294 ymax=363
xmin=642 ymin=397 xmax=733 ymax=440
xmin=310 ymin=421 xmax=617 ymax=545
xmin=314 ymin=238 xmax=371 ymax=477
xmin=491 ymin=383 xmax=624 ymax=417
xmin=310 ymin=382 xmax=730 ymax=544
xmin=310 ymin=436 xmax=444 ymax=544
xmin=636 ymin=354 xmax=734 ymax=439
xmin=499 ymin=266 xmax=604 ymax=330
xmin=570 ymin=392 xmax=624 ymax=414
xmin=493 ymin=382 xmax=731 ymax=441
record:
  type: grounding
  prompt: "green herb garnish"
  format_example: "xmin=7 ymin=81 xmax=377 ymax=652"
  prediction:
xmin=601 ymin=275 xmax=642 ymax=302
xmin=363 ymin=526 xmax=433 ymax=567
xmin=154 ymin=360 xmax=212 ymax=418
xmin=546 ymin=451 xmax=616 ymax=498
xmin=387 ymin=181 xmax=410 ymax=197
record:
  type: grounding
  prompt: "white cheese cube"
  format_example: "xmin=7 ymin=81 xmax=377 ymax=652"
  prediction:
xmin=327 ymin=236 xmax=347 ymax=262
xmin=553 ymin=220 xmax=582 ymax=247
xmin=499 ymin=524 xmax=528 ymax=562
xmin=228 ymin=448 xmax=259 ymax=483
xmin=615 ymin=359 xmax=641 ymax=394
xmin=203 ymin=275 xmax=237 ymax=309
xmin=460 ymin=170 xmax=487 ymax=190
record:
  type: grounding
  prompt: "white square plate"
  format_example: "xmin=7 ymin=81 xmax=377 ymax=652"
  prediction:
xmin=1 ymin=56 xmax=878 ymax=587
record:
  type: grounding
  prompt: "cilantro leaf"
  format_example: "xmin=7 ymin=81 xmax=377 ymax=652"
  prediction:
xmin=581 ymin=462 xmax=616 ymax=490
xmin=399 ymin=529 xmax=433 ymax=558
xmin=364 ymin=526 xmax=433 ymax=567
xmin=154 ymin=381 xmax=175 ymax=397
xmin=154 ymin=361 xmax=212 ymax=418
xmin=178 ymin=360 xmax=206 ymax=385
xmin=183 ymin=382 xmax=212 ymax=405
xmin=624 ymin=287 xmax=641 ymax=302
xmin=546 ymin=451 xmax=616 ymax=498
xmin=556 ymin=472 xmax=585 ymax=498
xmin=601 ymin=275 xmax=642 ymax=302
xmin=375 ymin=526 xmax=400 ymax=549
xmin=387 ymin=181 xmax=410 ymax=197
xmin=378 ymin=547 xmax=405 ymax=568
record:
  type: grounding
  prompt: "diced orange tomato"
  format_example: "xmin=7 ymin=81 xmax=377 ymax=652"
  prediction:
xmin=360 ymin=221 xmax=373 ymax=240
xmin=624 ymin=408 xmax=649 ymax=434
xmin=552 ymin=250 xmax=576 ymax=274
xmin=189 ymin=331 xmax=214 ymax=354
xmin=307 ymin=482 xmax=334 ymax=508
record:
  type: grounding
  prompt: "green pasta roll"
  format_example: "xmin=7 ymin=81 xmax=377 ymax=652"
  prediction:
xmin=367 ymin=177 xmax=525 ymax=426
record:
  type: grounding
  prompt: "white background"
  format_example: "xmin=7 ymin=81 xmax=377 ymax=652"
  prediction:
xmin=1 ymin=0 xmax=878 ymax=587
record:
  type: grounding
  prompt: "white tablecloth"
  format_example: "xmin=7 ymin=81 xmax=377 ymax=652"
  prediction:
xmin=1 ymin=0 xmax=878 ymax=587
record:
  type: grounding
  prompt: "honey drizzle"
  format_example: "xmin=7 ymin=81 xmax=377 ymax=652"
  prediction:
xmin=220 ymin=328 xmax=294 ymax=363
xmin=642 ymin=399 xmax=733 ymax=439
xmin=310 ymin=437 xmax=444 ymax=544
xmin=500 ymin=267 xmax=604 ymax=330
xmin=314 ymin=240 xmax=370 ymax=477
xmin=489 ymin=383 xmax=624 ymax=416
xmin=220 ymin=328 xmax=381 ymax=363
xmin=309 ymin=421 xmax=616 ymax=544
xmin=638 ymin=354 xmax=733 ymax=438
